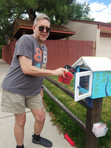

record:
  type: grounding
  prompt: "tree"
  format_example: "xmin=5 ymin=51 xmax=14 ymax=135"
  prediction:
xmin=0 ymin=0 xmax=94 ymax=44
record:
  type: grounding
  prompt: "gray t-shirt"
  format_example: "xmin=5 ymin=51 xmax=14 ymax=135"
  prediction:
xmin=2 ymin=34 xmax=47 ymax=95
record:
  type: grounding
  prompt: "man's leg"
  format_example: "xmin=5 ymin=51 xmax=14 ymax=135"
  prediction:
xmin=14 ymin=113 xmax=26 ymax=147
xmin=31 ymin=108 xmax=45 ymax=135
xmin=31 ymin=108 xmax=52 ymax=147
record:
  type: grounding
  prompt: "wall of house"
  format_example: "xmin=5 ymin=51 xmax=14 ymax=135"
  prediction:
xmin=95 ymin=29 xmax=100 ymax=57
xmin=66 ymin=21 xmax=98 ymax=42
xmin=66 ymin=21 xmax=111 ymax=60
xmin=2 ymin=40 xmax=94 ymax=69
xmin=98 ymin=37 xmax=111 ymax=59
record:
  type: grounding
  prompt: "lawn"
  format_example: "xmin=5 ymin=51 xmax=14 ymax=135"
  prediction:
xmin=43 ymin=76 xmax=111 ymax=148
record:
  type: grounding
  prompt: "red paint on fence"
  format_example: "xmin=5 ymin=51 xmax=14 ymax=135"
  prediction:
xmin=2 ymin=40 xmax=93 ymax=68
xmin=45 ymin=40 xmax=93 ymax=69
xmin=2 ymin=40 xmax=16 ymax=64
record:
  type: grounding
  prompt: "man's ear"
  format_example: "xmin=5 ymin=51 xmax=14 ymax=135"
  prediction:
xmin=33 ymin=24 xmax=36 ymax=32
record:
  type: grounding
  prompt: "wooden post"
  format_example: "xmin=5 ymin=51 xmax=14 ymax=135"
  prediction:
xmin=85 ymin=98 xmax=103 ymax=148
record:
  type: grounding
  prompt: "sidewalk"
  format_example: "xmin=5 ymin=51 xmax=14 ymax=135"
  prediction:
xmin=0 ymin=59 xmax=76 ymax=148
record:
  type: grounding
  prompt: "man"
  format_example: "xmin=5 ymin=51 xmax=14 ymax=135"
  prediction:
xmin=1 ymin=13 xmax=67 ymax=148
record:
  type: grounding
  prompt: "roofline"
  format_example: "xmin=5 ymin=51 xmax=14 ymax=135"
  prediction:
xmin=13 ymin=26 xmax=33 ymax=37
xmin=19 ymin=26 xmax=33 ymax=30
xmin=98 ymin=25 xmax=111 ymax=31
xmin=19 ymin=26 xmax=75 ymax=34
xmin=69 ymin=19 xmax=111 ymax=27
xmin=13 ymin=25 xmax=75 ymax=37
xmin=51 ymin=29 xmax=75 ymax=35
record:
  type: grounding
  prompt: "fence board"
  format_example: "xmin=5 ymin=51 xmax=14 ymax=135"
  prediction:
xmin=44 ymin=85 xmax=86 ymax=131
xmin=2 ymin=40 xmax=93 ymax=67
xmin=45 ymin=40 xmax=93 ymax=69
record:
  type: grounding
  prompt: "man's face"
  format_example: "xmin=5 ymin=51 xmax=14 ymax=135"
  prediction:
xmin=33 ymin=19 xmax=50 ymax=44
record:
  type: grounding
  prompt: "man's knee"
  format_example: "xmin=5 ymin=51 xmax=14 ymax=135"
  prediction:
xmin=34 ymin=110 xmax=45 ymax=123
xmin=37 ymin=112 xmax=45 ymax=123
xmin=15 ymin=113 xmax=26 ymax=127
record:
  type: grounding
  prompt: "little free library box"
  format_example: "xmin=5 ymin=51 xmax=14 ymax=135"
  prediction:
xmin=72 ymin=56 xmax=111 ymax=101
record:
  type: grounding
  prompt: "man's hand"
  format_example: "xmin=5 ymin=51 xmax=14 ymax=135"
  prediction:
xmin=52 ymin=68 xmax=68 ymax=77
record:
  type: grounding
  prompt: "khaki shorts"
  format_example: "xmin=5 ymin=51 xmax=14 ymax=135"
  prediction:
xmin=1 ymin=89 xmax=44 ymax=114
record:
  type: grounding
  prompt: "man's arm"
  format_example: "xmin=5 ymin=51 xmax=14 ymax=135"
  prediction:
xmin=19 ymin=56 xmax=67 ymax=77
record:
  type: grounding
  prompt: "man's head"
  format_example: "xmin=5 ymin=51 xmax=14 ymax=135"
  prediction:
xmin=33 ymin=13 xmax=50 ymax=44
xmin=34 ymin=13 xmax=50 ymax=26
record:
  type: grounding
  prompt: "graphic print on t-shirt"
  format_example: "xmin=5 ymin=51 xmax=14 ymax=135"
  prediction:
xmin=34 ymin=48 xmax=47 ymax=69
xmin=42 ymin=50 xmax=47 ymax=69
xmin=34 ymin=48 xmax=42 ymax=62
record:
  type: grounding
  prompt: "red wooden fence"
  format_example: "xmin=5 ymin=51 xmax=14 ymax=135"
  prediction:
xmin=2 ymin=40 xmax=94 ymax=69
xmin=2 ymin=40 xmax=16 ymax=65
xmin=45 ymin=40 xmax=94 ymax=69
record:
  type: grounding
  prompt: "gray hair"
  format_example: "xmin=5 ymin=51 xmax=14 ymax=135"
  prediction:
xmin=34 ymin=13 xmax=50 ymax=25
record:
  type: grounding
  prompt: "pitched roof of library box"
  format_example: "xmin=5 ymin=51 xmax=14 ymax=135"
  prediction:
xmin=72 ymin=56 xmax=111 ymax=72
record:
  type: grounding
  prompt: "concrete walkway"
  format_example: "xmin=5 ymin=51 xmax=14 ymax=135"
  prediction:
xmin=0 ymin=59 xmax=76 ymax=148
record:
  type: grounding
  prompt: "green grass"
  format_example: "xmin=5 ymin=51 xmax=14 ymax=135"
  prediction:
xmin=43 ymin=76 xmax=111 ymax=148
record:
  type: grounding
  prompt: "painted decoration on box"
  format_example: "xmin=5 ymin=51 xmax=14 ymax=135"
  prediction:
xmin=92 ymin=71 xmax=111 ymax=98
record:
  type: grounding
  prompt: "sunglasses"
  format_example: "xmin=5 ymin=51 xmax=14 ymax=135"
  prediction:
xmin=38 ymin=26 xmax=50 ymax=33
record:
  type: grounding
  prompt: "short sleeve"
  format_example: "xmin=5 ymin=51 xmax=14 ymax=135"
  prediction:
xmin=15 ymin=35 xmax=34 ymax=60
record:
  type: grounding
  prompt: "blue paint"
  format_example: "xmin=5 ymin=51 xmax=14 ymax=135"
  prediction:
xmin=85 ymin=97 xmax=93 ymax=108
xmin=105 ymin=76 xmax=109 ymax=96
xmin=91 ymin=71 xmax=111 ymax=98
xmin=74 ymin=69 xmax=111 ymax=99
